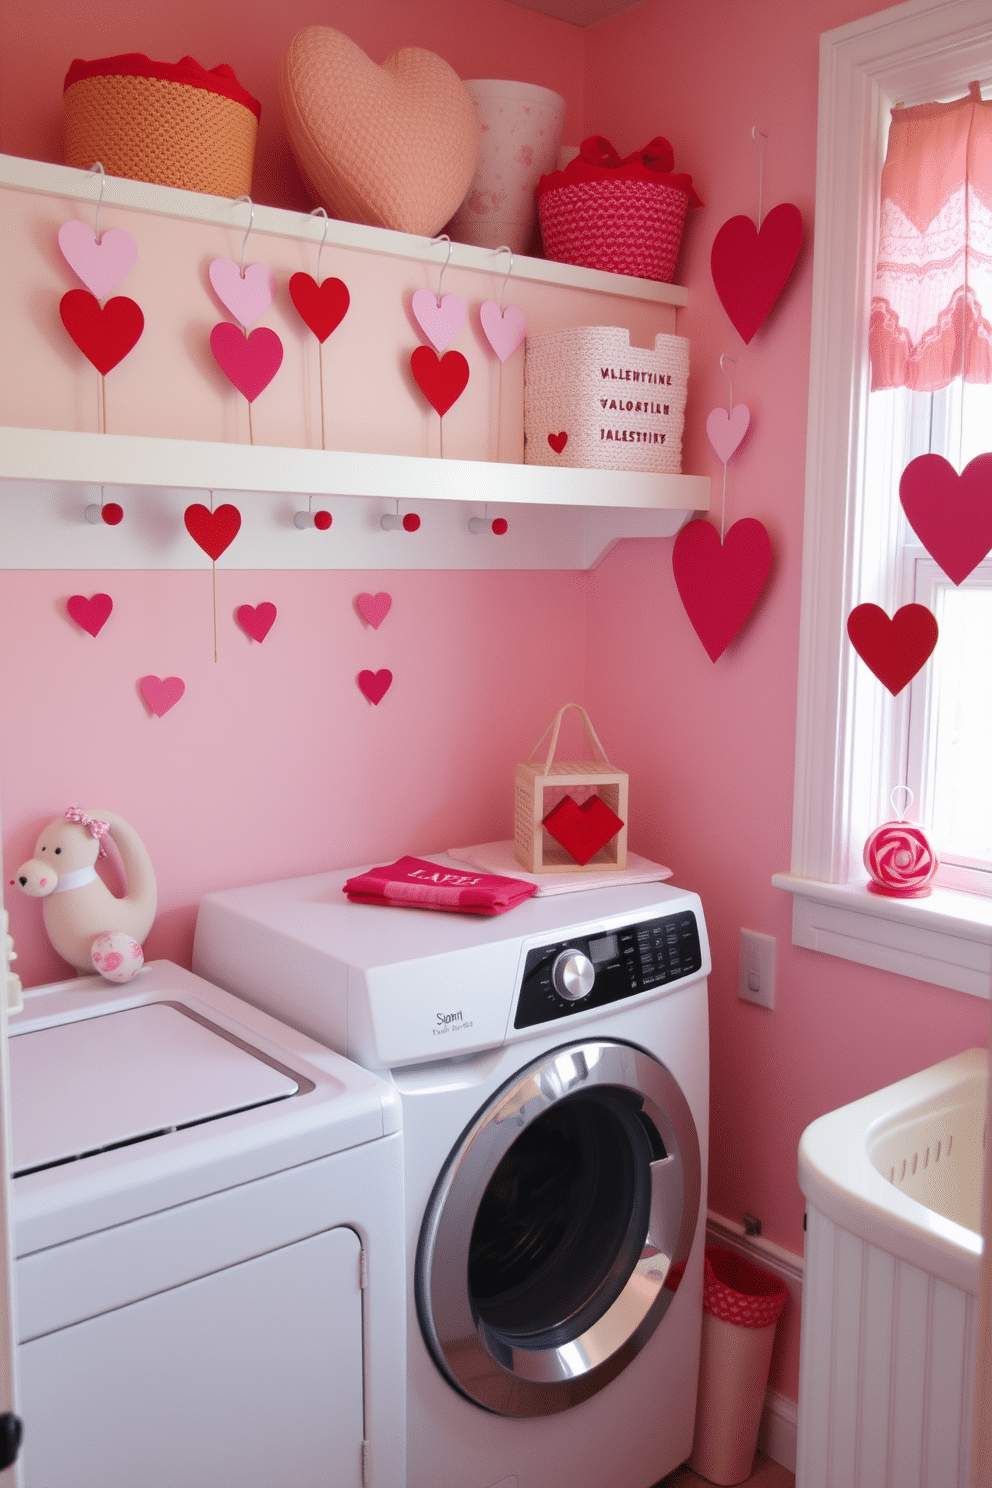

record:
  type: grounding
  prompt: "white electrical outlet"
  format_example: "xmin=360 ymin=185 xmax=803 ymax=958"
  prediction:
xmin=738 ymin=929 xmax=775 ymax=1009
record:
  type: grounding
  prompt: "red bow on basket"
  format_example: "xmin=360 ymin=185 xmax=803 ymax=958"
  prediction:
xmin=544 ymin=135 xmax=703 ymax=204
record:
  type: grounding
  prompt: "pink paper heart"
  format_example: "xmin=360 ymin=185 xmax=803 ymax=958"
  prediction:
xmin=208 ymin=258 xmax=276 ymax=329
xmin=672 ymin=517 xmax=773 ymax=661
xmin=210 ymin=323 xmax=284 ymax=403
xmin=899 ymin=452 xmax=992 ymax=585
xmin=236 ymin=602 xmax=277 ymax=642
xmin=479 ymin=301 xmax=527 ymax=363
xmin=139 ymin=675 xmax=185 ymax=717
xmin=706 ymin=404 xmax=751 ymax=464
xmin=710 ymin=203 xmax=804 ymax=344
xmin=358 ymin=669 xmax=393 ymax=705
xmin=66 ymin=592 xmax=113 ymax=637
xmin=58 ymin=220 xmax=139 ymax=300
xmin=357 ymin=592 xmax=392 ymax=629
xmin=411 ymin=289 xmax=467 ymax=352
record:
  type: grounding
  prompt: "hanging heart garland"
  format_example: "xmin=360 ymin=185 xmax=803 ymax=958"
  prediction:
xmin=66 ymin=592 xmax=113 ymax=637
xmin=706 ymin=403 xmax=751 ymax=463
xmin=210 ymin=323 xmax=284 ymax=403
xmin=898 ymin=451 xmax=992 ymax=585
xmin=411 ymin=289 xmax=467 ymax=353
xmin=479 ymin=301 xmax=527 ymax=363
xmin=710 ymin=202 xmax=803 ymax=344
xmin=236 ymin=602 xmax=277 ymax=642
xmin=208 ymin=258 xmax=276 ymax=329
xmin=184 ymin=502 xmax=242 ymax=560
xmin=289 ymin=272 xmax=350 ymax=342
xmin=411 ymin=346 xmax=470 ymax=417
xmin=846 ymin=603 xmax=938 ymax=695
xmin=672 ymin=517 xmax=773 ymax=662
xmin=60 ymin=289 xmax=144 ymax=374
xmin=58 ymin=221 xmax=138 ymax=300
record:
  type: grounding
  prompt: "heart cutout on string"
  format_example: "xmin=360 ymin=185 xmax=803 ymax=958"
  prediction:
xmin=60 ymin=290 xmax=144 ymax=374
xmin=357 ymin=592 xmax=392 ymax=629
xmin=899 ymin=451 xmax=992 ymax=585
xmin=58 ymin=221 xmax=138 ymax=300
xmin=706 ymin=404 xmax=751 ymax=464
xmin=479 ymin=301 xmax=527 ymax=363
xmin=411 ymin=289 xmax=467 ymax=352
xmin=66 ymin=592 xmax=113 ymax=637
xmin=288 ymin=272 xmax=350 ymax=342
xmin=542 ymin=794 xmax=624 ymax=866
xmin=208 ymin=259 xmax=276 ymax=329
xmin=410 ymin=346 xmax=469 ymax=416
xmin=210 ymin=323 xmax=284 ymax=402
xmin=236 ymin=602 xmax=277 ymax=642
xmin=710 ymin=202 xmax=803 ymax=343
xmin=846 ymin=603 xmax=938 ymax=695
xmin=139 ymin=675 xmax=186 ymax=717
xmin=672 ymin=517 xmax=773 ymax=661
xmin=184 ymin=503 xmax=242 ymax=561
xmin=358 ymin=668 xmax=393 ymax=705
xmin=548 ymin=431 xmax=568 ymax=454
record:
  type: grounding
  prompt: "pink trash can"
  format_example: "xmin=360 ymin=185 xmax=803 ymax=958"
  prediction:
xmin=689 ymin=1246 xmax=788 ymax=1485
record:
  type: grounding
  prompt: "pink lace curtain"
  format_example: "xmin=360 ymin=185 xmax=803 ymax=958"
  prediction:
xmin=869 ymin=83 xmax=992 ymax=392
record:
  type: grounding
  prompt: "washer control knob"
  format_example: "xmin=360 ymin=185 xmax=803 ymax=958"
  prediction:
xmin=552 ymin=949 xmax=595 ymax=1002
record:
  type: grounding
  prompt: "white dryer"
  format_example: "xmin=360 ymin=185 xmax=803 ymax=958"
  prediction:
xmin=195 ymin=867 xmax=710 ymax=1488
xmin=8 ymin=961 xmax=405 ymax=1488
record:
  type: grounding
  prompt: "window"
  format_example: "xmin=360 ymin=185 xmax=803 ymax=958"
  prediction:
xmin=772 ymin=0 xmax=992 ymax=997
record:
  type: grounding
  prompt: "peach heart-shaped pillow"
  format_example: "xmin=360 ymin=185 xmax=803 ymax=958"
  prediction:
xmin=279 ymin=27 xmax=480 ymax=237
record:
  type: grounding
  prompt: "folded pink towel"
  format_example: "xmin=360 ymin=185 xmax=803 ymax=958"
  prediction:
xmin=343 ymin=856 xmax=538 ymax=916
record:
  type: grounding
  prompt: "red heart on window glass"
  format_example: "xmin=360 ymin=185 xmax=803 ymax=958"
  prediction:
xmin=542 ymin=794 xmax=624 ymax=866
xmin=899 ymin=452 xmax=992 ymax=586
xmin=846 ymin=603 xmax=938 ymax=695
xmin=710 ymin=203 xmax=803 ymax=344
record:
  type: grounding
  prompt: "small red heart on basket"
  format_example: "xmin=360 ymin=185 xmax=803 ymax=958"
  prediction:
xmin=899 ymin=452 xmax=992 ymax=586
xmin=410 ymin=346 xmax=469 ymax=416
xmin=846 ymin=603 xmax=938 ymax=695
xmin=66 ymin=592 xmax=113 ymax=637
xmin=548 ymin=431 xmax=568 ymax=455
xmin=60 ymin=289 xmax=144 ymax=374
xmin=710 ymin=203 xmax=803 ymax=344
xmin=672 ymin=517 xmax=772 ymax=661
xmin=289 ymin=272 xmax=351 ymax=342
xmin=184 ymin=503 xmax=242 ymax=561
xmin=543 ymin=793 xmax=624 ymax=866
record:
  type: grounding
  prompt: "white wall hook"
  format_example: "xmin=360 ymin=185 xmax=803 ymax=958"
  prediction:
xmin=381 ymin=503 xmax=420 ymax=532
xmin=469 ymin=507 xmax=508 ymax=535
xmin=294 ymin=507 xmax=332 ymax=530
xmin=84 ymin=490 xmax=123 ymax=525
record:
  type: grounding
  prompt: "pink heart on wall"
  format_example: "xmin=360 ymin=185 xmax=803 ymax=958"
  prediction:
xmin=288 ymin=272 xmax=350 ymax=342
xmin=846 ymin=603 xmax=938 ymax=695
xmin=139 ymin=675 xmax=185 ymax=716
xmin=358 ymin=669 xmax=393 ymax=705
xmin=236 ymin=602 xmax=277 ymax=642
xmin=66 ymin=592 xmax=113 ymax=637
xmin=357 ymin=592 xmax=392 ymax=628
xmin=706 ymin=404 xmax=751 ymax=464
xmin=210 ymin=323 xmax=284 ymax=402
xmin=672 ymin=517 xmax=773 ymax=661
xmin=411 ymin=289 xmax=467 ymax=352
xmin=208 ymin=258 xmax=276 ymax=329
xmin=58 ymin=220 xmax=138 ymax=300
xmin=899 ymin=452 xmax=992 ymax=585
xmin=710 ymin=203 xmax=803 ymax=343
xmin=479 ymin=301 xmax=527 ymax=362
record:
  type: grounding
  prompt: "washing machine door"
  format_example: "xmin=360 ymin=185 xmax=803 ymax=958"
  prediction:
xmin=416 ymin=1039 xmax=701 ymax=1417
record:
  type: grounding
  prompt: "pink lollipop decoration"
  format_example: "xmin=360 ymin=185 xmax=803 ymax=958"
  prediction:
xmin=863 ymin=788 xmax=938 ymax=898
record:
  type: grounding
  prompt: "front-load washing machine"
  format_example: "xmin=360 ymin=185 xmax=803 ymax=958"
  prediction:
xmin=7 ymin=960 xmax=405 ymax=1488
xmin=195 ymin=865 xmax=710 ymax=1488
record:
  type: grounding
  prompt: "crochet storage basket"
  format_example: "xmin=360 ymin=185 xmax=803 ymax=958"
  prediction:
xmin=537 ymin=135 xmax=701 ymax=283
xmin=63 ymin=53 xmax=260 ymax=198
xmin=525 ymin=325 xmax=689 ymax=475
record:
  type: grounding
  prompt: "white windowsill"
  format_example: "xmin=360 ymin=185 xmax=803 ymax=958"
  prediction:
xmin=772 ymin=874 xmax=992 ymax=999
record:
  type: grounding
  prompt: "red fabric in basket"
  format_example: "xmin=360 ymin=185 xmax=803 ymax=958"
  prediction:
xmin=64 ymin=53 xmax=261 ymax=117
xmin=536 ymin=135 xmax=702 ymax=206
xmin=702 ymin=1246 xmax=787 ymax=1330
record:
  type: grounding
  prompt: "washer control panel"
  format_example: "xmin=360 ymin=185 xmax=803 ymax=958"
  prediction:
xmin=514 ymin=911 xmax=702 ymax=1029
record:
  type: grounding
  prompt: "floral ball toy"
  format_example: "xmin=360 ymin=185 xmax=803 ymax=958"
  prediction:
xmin=863 ymin=788 xmax=938 ymax=898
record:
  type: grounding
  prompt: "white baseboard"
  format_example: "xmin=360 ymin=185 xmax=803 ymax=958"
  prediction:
xmin=705 ymin=1211 xmax=804 ymax=1474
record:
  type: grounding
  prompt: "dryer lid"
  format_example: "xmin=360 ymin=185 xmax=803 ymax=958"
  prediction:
xmin=10 ymin=1002 xmax=299 ymax=1176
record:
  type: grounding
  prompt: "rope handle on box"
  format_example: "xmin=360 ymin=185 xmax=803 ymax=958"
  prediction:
xmin=528 ymin=703 xmax=612 ymax=774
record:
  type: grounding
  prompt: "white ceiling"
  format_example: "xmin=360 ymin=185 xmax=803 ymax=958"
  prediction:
xmin=506 ymin=0 xmax=647 ymax=27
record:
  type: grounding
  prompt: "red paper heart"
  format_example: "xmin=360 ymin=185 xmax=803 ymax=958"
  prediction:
xmin=66 ymin=592 xmax=113 ymax=637
xmin=210 ymin=323 xmax=283 ymax=402
xmin=236 ymin=602 xmax=277 ymax=642
xmin=289 ymin=272 xmax=351 ymax=342
xmin=548 ymin=431 xmax=568 ymax=454
xmin=710 ymin=203 xmax=803 ymax=344
xmin=59 ymin=289 xmax=144 ymax=374
xmin=410 ymin=346 xmax=469 ymax=417
xmin=184 ymin=503 xmax=242 ymax=561
xmin=899 ymin=452 xmax=992 ymax=586
xmin=542 ymin=793 xmax=624 ymax=866
xmin=139 ymin=675 xmax=185 ymax=717
xmin=847 ymin=603 xmax=938 ymax=695
xmin=358 ymin=668 xmax=393 ymax=705
xmin=672 ymin=517 xmax=772 ymax=661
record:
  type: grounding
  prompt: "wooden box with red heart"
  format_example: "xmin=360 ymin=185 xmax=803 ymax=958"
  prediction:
xmin=523 ymin=326 xmax=688 ymax=476
xmin=514 ymin=704 xmax=628 ymax=873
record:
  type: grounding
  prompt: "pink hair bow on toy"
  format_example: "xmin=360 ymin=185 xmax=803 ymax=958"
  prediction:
xmin=65 ymin=806 xmax=110 ymax=856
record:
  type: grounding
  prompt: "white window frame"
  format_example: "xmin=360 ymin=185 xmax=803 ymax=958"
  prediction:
xmin=772 ymin=0 xmax=992 ymax=999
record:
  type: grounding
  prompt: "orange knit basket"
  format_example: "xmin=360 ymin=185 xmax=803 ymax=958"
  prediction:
xmin=63 ymin=53 xmax=260 ymax=198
